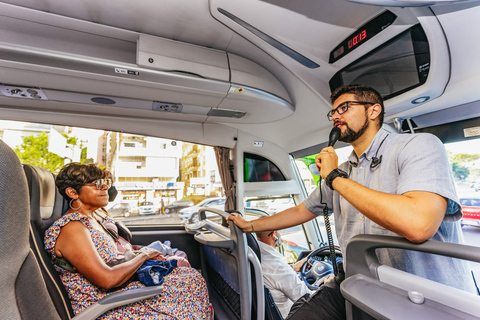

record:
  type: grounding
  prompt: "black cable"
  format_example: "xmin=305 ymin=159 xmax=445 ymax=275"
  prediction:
xmin=319 ymin=177 xmax=338 ymax=276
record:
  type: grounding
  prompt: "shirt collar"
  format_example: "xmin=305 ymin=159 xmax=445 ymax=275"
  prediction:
xmin=348 ymin=128 xmax=390 ymax=164
xmin=258 ymin=240 xmax=285 ymax=259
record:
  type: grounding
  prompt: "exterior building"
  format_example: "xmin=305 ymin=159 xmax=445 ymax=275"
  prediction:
xmin=108 ymin=133 xmax=184 ymax=209
xmin=0 ymin=120 xmax=56 ymax=149
xmin=181 ymin=143 xmax=223 ymax=202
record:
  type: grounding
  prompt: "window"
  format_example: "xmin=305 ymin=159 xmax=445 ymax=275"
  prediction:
xmin=444 ymin=138 xmax=480 ymax=254
xmin=245 ymin=195 xmax=308 ymax=263
xmin=0 ymin=120 xmax=223 ymax=226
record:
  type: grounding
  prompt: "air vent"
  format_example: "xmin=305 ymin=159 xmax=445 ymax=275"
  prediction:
xmin=207 ymin=108 xmax=246 ymax=118
xmin=0 ymin=84 xmax=48 ymax=100
xmin=152 ymin=101 xmax=184 ymax=113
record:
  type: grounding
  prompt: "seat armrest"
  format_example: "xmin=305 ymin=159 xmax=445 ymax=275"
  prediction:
xmin=72 ymin=286 xmax=163 ymax=320
xmin=341 ymin=274 xmax=479 ymax=320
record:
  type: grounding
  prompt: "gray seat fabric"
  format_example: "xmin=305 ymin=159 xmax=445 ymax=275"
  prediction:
xmin=0 ymin=139 xmax=61 ymax=320
xmin=24 ymin=164 xmax=73 ymax=319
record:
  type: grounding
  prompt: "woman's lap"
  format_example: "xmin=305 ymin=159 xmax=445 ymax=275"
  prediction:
xmin=99 ymin=267 xmax=212 ymax=319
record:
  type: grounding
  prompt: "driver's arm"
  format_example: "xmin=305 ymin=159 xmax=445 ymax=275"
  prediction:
xmin=291 ymin=257 xmax=308 ymax=273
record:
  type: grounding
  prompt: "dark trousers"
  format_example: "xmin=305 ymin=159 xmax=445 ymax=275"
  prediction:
xmin=286 ymin=263 xmax=346 ymax=320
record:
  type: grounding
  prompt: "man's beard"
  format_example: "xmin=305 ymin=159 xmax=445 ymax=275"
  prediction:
xmin=339 ymin=114 xmax=369 ymax=143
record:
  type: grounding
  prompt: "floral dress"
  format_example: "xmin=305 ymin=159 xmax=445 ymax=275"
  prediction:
xmin=44 ymin=213 xmax=213 ymax=319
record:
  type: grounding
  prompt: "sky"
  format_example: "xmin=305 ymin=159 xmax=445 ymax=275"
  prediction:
xmin=444 ymin=138 xmax=480 ymax=155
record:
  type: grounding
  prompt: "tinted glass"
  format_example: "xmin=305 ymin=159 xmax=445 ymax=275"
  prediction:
xmin=330 ymin=24 xmax=429 ymax=100
xmin=244 ymin=153 xmax=285 ymax=182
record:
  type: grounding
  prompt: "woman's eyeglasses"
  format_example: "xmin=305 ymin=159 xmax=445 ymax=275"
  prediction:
xmin=84 ymin=179 xmax=112 ymax=190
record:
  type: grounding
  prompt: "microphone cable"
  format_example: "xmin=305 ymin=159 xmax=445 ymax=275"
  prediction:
xmin=319 ymin=127 xmax=341 ymax=276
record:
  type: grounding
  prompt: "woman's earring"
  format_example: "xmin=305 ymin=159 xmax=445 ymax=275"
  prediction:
xmin=69 ymin=198 xmax=82 ymax=210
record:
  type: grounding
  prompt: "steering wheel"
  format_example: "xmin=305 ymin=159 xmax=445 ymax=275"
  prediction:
xmin=300 ymin=245 xmax=342 ymax=291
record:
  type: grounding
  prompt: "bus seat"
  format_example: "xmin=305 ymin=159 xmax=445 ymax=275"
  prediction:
xmin=23 ymin=164 xmax=74 ymax=319
xmin=22 ymin=164 xmax=166 ymax=319
xmin=245 ymin=232 xmax=283 ymax=320
xmin=192 ymin=207 xmax=269 ymax=320
xmin=0 ymin=140 xmax=61 ymax=320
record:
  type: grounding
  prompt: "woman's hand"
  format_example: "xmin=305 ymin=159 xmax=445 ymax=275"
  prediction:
xmin=139 ymin=247 xmax=163 ymax=260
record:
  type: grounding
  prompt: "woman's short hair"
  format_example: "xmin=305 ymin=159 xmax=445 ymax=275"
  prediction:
xmin=56 ymin=162 xmax=106 ymax=200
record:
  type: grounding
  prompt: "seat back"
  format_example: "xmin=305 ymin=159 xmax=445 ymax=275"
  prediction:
xmin=245 ymin=232 xmax=283 ymax=320
xmin=0 ymin=140 xmax=61 ymax=320
xmin=23 ymin=164 xmax=73 ymax=319
xmin=191 ymin=208 xmax=258 ymax=320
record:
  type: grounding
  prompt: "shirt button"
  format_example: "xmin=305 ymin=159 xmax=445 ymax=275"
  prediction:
xmin=359 ymin=216 xmax=363 ymax=220
xmin=359 ymin=167 xmax=363 ymax=170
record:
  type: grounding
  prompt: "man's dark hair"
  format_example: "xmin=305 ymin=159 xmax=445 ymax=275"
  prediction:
xmin=56 ymin=162 xmax=106 ymax=200
xmin=330 ymin=84 xmax=384 ymax=127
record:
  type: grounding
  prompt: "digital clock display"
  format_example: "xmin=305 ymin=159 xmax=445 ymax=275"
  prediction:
xmin=329 ymin=11 xmax=397 ymax=63
xmin=348 ymin=30 xmax=367 ymax=49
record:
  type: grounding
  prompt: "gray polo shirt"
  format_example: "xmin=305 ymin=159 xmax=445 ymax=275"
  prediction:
xmin=304 ymin=129 xmax=476 ymax=293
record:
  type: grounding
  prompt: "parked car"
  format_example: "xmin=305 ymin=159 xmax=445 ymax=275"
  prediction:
xmin=107 ymin=203 xmax=132 ymax=218
xmin=138 ymin=201 xmax=155 ymax=215
xmin=163 ymin=199 xmax=194 ymax=214
xmin=460 ymin=198 xmax=480 ymax=227
xmin=474 ymin=183 xmax=480 ymax=192
xmin=179 ymin=197 xmax=226 ymax=223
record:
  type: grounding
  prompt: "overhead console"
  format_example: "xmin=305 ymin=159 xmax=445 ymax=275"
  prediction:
xmin=330 ymin=23 xmax=430 ymax=100
xmin=328 ymin=8 xmax=450 ymax=118
xmin=0 ymin=3 xmax=293 ymax=124
xmin=136 ymin=35 xmax=294 ymax=123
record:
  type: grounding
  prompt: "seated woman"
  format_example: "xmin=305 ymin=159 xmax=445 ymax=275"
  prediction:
xmin=45 ymin=163 xmax=212 ymax=319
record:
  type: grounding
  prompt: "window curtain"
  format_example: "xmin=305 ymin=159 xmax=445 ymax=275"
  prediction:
xmin=214 ymin=146 xmax=236 ymax=212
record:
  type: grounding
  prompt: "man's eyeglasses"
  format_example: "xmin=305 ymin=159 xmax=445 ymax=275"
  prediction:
xmin=84 ymin=179 xmax=112 ymax=190
xmin=327 ymin=101 xmax=373 ymax=121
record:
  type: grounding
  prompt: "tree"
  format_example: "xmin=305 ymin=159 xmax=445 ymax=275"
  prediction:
xmin=451 ymin=163 xmax=469 ymax=180
xmin=14 ymin=132 xmax=65 ymax=173
xmin=14 ymin=131 xmax=88 ymax=174
xmin=450 ymin=153 xmax=480 ymax=164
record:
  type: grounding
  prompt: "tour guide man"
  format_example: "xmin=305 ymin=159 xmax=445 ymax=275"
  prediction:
xmin=228 ymin=84 xmax=476 ymax=317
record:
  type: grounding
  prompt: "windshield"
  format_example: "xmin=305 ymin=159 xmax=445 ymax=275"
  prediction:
xmin=139 ymin=202 xmax=153 ymax=206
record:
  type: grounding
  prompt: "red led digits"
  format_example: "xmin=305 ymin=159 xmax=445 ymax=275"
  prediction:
xmin=348 ymin=30 xmax=367 ymax=49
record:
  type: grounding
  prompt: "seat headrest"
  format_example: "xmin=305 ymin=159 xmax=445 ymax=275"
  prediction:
xmin=25 ymin=165 xmax=56 ymax=219
xmin=24 ymin=165 xmax=67 ymax=235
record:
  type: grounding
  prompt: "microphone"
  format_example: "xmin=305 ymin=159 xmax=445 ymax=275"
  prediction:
xmin=370 ymin=155 xmax=382 ymax=169
xmin=309 ymin=127 xmax=342 ymax=177
xmin=328 ymin=127 xmax=341 ymax=147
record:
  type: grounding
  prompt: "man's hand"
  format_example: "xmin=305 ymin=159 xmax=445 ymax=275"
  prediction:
xmin=226 ymin=212 xmax=252 ymax=233
xmin=315 ymin=146 xmax=339 ymax=179
xmin=292 ymin=257 xmax=308 ymax=272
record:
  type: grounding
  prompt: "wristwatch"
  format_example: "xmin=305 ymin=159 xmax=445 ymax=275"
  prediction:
xmin=325 ymin=168 xmax=348 ymax=190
